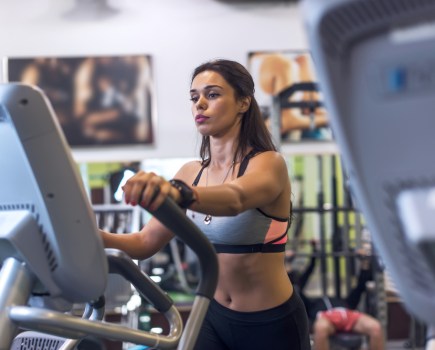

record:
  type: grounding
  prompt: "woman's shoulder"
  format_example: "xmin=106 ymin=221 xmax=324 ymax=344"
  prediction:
xmin=174 ymin=159 xmax=204 ymax=182
xmin=245 ymin=150 xmax=288 ymax=175
xmin=179 ymin=159 xmax=203 ymax=171
xmin=251 ymin=150 xmax=286 ymax=164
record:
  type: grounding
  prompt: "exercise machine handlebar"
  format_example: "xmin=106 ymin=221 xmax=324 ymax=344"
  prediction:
xmin=147 ymin=197 xmax=219 ymax=300
xmin=106 ymin=249 xmax=174 ymax=313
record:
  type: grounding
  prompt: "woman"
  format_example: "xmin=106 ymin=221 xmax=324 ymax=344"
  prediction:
xmin=101 ymin=59 xmax=310 ymax=350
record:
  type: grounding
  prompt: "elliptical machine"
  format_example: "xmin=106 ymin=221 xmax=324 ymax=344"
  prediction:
xmin=0 ymin=83 xmax=218 ymax=350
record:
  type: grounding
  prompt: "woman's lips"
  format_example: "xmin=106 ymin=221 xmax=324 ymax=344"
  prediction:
xmin=195 ymin=114 xmax=209 ymax=123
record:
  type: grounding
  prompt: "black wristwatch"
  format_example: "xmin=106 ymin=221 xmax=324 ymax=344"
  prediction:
xmin=169 ymin=179 xmax=196 ymax=209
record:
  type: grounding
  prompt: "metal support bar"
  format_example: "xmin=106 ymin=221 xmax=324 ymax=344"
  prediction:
xmin=9 ymin=305 xmax=182 ymax=349
xmin=177 ymin=297 xmax=210 ymax=350
xmin=0 ymin=258 xmax=34 ymax=350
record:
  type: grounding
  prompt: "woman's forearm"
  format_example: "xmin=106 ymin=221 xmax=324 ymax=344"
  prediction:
xmin=100 ymin=230 xmax=155 ymax=260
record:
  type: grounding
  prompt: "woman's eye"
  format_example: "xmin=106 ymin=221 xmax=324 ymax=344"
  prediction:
xmin=208 ymin=92 xmax=219 ymax=98
xmin=190 ymin=96 xmax=198 ymax=103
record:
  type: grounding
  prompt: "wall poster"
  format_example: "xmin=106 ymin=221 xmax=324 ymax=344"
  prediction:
xmin=248 ymin=50 xmax=332 ymax=143
xmin=6 ymin=54 xmax=154 ymax=148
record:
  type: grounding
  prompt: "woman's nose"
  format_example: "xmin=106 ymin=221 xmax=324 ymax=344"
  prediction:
xmin=196 ymin=96 xmax=207 ymax=111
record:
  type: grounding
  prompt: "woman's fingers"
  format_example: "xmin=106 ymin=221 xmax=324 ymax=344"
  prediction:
xmin=122 ymin=171 xmax=173 ymax=210
xmin=147 ymin=180 xmax=172 ymax=211
xmin=140 ymin=174 xmax=162 ymax=208
xmin=122 ymin=170 xmax=147 ymax=205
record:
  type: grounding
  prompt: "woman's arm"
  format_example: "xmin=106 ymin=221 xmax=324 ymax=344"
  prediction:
xmin=101 ymin=218 xmax=175 ymax=260
xmin=102 ymin=153 xmax=289 ymax=258
xmin=189 ymin=151 xmax=290 ymax=217
xmin=100 ymin=162 xmax=197 ymax=259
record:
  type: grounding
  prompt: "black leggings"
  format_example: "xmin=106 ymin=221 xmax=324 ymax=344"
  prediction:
xmin=194 ymin=292 xmax=311 ymax=350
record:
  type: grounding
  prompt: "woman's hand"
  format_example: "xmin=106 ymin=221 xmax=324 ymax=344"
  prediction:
xmin=122 ymin=171 xmax=180 ymax=211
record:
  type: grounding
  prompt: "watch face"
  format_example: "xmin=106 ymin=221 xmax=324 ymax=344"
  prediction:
xmin=170 ymin=179 xmax=195 ymax=208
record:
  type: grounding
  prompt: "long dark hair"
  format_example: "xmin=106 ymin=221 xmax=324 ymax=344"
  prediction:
xmin=191 ymin=59 xmax=276 ymax=166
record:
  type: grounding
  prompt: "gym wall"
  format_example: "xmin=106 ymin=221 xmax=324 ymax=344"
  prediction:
xmin=0 ymin=0 xmax=308 ymax=162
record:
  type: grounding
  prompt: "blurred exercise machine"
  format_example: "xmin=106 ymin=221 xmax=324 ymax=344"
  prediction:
xmin=303 ymin=0 xmax=435 ymax=347
xmin=0 ymin=83 xmax=218 ymax=350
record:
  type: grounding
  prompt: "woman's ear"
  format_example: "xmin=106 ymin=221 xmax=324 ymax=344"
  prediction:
xmin=239 ymin=96 xmax=251 ymax=114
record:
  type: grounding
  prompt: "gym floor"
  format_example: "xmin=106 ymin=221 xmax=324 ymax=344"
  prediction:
xmin=386 ymin=340 xmax=424 ymax=349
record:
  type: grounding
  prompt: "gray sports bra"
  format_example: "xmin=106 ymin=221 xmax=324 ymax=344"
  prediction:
xmin=187 ymin=150 xmax=289 ymax=254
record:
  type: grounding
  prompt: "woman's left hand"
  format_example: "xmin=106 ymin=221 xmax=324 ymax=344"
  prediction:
xmin=122 ymin=171 xmax=179 ymax=211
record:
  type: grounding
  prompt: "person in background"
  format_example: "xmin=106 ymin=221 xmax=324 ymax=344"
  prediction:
xmin=101 ymin=59 xmax=310 ymax=350
xmin=287 ymin=241 xmax=384 ymax=350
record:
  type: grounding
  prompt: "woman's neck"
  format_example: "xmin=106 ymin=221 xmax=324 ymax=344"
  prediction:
xmin=209 ymin=139 xmax=238 ymax=167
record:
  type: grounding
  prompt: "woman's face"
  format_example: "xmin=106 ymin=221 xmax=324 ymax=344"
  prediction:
xmin=190 ymin=70 xmax=247 ymax=137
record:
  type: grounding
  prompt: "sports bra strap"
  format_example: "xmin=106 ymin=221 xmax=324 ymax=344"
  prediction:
xmin=237 ymin=149 xmax=258 ymax=177
xmin=213 ymin=242 xmax=286 ymax=254
xmin=265 ymin=231 xmax=288 ymax=245
xmin=192 ymin=165 xmax=206 ymax=186
xmin=192 ymin=149 xmax=259 ymax=186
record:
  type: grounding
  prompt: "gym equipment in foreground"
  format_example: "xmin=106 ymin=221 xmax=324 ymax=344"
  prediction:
xmin=0 ymin=83 xmax=218 ymax=350
xmin=303 ymin=0 xmax=435 ymax=346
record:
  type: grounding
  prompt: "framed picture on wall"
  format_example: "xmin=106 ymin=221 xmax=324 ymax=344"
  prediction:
xmin=5 ymin=55 xmax=155 ymax=148
xmin=248 ymin=50 xmax=332 ymax=143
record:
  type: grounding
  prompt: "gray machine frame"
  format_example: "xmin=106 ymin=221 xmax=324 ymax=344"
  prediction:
xmin=303 ymin=0 xmax=435 ymax=327
xmin=0 ymin=83 xmax=218 ymax=350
